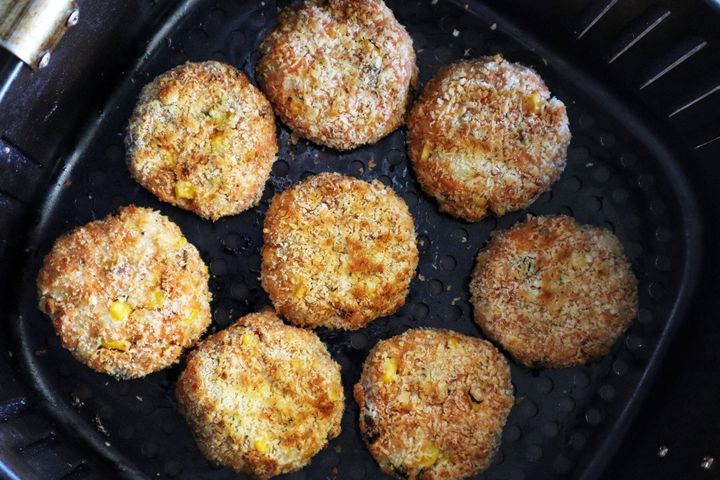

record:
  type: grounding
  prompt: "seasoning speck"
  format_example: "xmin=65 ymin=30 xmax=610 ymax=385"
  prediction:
xmin=490 ymin=23 xmax=497 ymax=31
xmin=452 ymin=29 xmax=460 ymax=37
xmin=70 ymin=393 xmax=84 ymax=408
xmin=657 ymin=445 xmax=669 ymax=457
xmin=701 ymin=456 xmax=714 ymax=470
xmin=93 ymin=415 xmax=109 ymax=436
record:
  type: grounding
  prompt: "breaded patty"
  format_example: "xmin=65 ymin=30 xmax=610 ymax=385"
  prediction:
xmin=354 ymin=328 xmax=514 ymax=480
xmin=261 ymin=173 xmax=418 ymax=330
xmin=407 ymin=55 xmax=571 ymax=221
xmin=37 ymin=206 xmax=211 ymax=379
xmin=176 ymin=309 xmax=344 ymax=478
xmin=126 ymin=61 xmax=278 ymax=221
xmin=256 ymin=0 xmax=417 ymax=150
xmin=470 ymin=215 xmax=638 ymax=368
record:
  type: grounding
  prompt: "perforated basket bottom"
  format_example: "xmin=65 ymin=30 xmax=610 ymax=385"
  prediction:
xmin=11 ymin=1 xmax=698 ymax=479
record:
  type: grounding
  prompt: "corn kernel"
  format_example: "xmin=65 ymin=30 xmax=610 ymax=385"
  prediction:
xmin=101 ymin=339 xmax=129 ymax=351
xmin=421 ymin=142 xmax=433 ymax=161
xmin=360 ymin=39 xmax=382 ymax=65
xmin=381 ymin=358 xmax=397 ymax=383
xmin=148 ymin=289 xmax=165 ymax=309
xmin=254 ymin=434 xmax=271 ymax=454
xmin=289 ymin=97 xmax=303 ymax=116
xmin=183 ymin=309 xmax=198 ymax=323
xmin=257 ymin=382 xmax=271 ymax=396
xmin=163 ymin=151 xmax=175 ymax=167
xmin=364 ymin=278 xmax=379 ymax=294
xmin=275 ymin=396 xmax=293 ymax=415
xmin=329 ymin=388 xmax=342 ymax=402
xmin=525 ymin=92 xmax=542 ymax=113
xmin=174 ymin=235 xmax=187 ymax=248
xmin=175 ymin=180 xmax=196 ymax=199
xmin=294 ymin=283 xmax=308 ymax=299
xmin=241 ymin=331 xmax=259 ymax=347
xmin=210 ymin=131 xmax=227 ymax=150
xmin=417 ymin=441 xmax=440 ymax=468
xmin=208 ymin=108 xmax=233 ymax=124
xmin=109 ymin=301 xmax=132 ymax=322
xmin=447 ymin=337 xmax=459 ymax=349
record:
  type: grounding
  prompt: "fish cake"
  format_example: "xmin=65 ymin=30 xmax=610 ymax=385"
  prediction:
xmin=176 ymin=309 xmax=344 ymax=478
xmin=37 ymin=205 xmax=211 ymax=379
xmin=407 ymin=55 xmax=571 ymax=221
xmin=470 ymin=215 xmax=638 ymax=368
xmin=261 ymin=172 xmax=418 ymax=330
xmin=257 ymin=0 xmax=417 ymax=150
xmin=126 ymin=61 xmax=278 ymax=220
xmin=354 ymin=328 xmax=514 ymax=480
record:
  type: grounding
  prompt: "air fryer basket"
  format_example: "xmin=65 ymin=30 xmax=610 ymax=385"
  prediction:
xmin=0 ymin=0 xmax=710 ymax=479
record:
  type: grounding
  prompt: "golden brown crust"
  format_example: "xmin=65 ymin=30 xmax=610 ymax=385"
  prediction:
xmin=176 ymin=309 xmax=344 ymax=478
xmin=126 ymin=61 xmax=278 ymax=221
xmin=407 ymin=55 xmax=571 ymax=222
xmin=354 ymin=328 xmax=514 ymax=480
xmin=257 ymin=0 xmax=417 ymax=150
xmin=261 ymin=172 xmax=418 ymax=330
xmin=470 ymin=215 xmax=638 ymax=368
xmin=36 ymin=205 xmax=211 ymax=379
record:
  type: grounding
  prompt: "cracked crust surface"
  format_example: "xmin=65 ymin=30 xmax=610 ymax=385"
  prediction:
xmin=257 ymin=0 xmax=417 ymax=150
xmin=126 ymin=61 xmax=278 ymax=220
xmin=261 ymin=172 xmax=418 ymax=330
xmin=470 ymin=215 xmax=638 ymax=368
xmin=37 ymin=205 xmax=211 ymax=379
xmin=407 ymin=55 xmax=571 ymax=221
xmin=354 ymin=328 xmax=513 ymax=480
xmin=176 ymin=309 xmax=344 ymax=479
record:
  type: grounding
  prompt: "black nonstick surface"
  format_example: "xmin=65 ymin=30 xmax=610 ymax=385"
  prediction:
xmin=8 ymin=0 xmax=702 ymax=479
